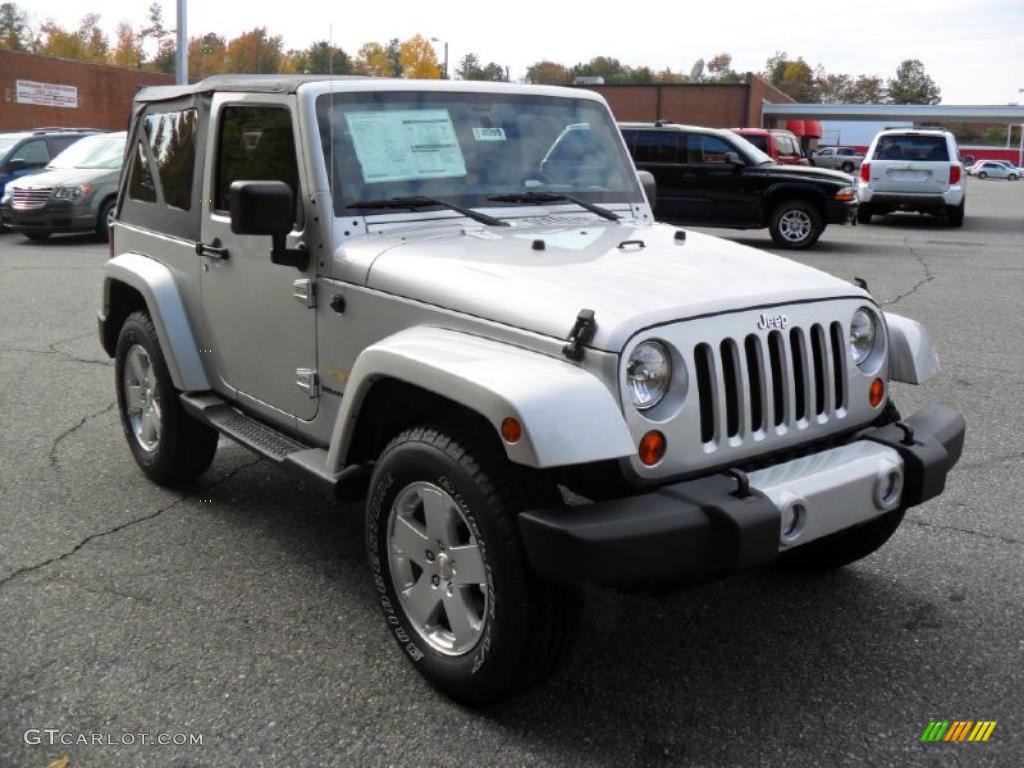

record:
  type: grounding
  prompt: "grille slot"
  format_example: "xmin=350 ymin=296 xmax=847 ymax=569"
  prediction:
xmin=11 ymin=187 xmax=53 ymax=210
xmin=693 ymin=319 xmax=848 ymax=449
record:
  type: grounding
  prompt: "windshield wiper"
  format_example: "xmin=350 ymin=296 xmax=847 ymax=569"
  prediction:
xmin=346 ymin=196 xmax=509 ymax=227
xmin=486 ymin=192 xmax=620 ymax=222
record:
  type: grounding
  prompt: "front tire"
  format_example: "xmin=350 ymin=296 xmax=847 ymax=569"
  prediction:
xmin=115 ymin=311 xmax=218 ymax=485
xmin=24 ymin=231 xmax=50 ymax=241
xmin=97 ymin=198 xmax=115 ymax=241
xmin=366 ymin=424 xmax=576 ymax=706
xmin=856 ymin=204 xmax=874 ymax=225
xmin=1009 ymin=173 xmax=1018 ymax=181
xmin=978 ymin=171 xmax=988 ymax=179
xmin=841 ymin=161 xmax=855 ymax=173
xmin=946 ymin=200 xmax=965 ymax=228
xmin=768 ymin=199 xmax=824 ymax=249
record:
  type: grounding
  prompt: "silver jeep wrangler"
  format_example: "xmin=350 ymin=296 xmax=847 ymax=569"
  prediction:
xmin=99 ymin=75 xmax=965 ymax=705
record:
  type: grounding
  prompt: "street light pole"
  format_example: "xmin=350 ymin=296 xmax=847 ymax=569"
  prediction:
xmin=430 ymin=37 xmax=449 ymax=79
xmin=175 ymin=0 xmax=187 ymax=85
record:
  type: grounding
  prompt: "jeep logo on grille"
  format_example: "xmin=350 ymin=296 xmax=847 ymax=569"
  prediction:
xmin=757 ymin=312 xmax=789 ymax=331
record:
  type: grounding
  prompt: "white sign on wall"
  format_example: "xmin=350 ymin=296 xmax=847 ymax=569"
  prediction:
xmin=15 ymin=80 xmax=78 ymax=109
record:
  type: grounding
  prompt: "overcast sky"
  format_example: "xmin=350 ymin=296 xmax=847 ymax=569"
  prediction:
xmin=31 ymin=0 xmax=1024 ymax=104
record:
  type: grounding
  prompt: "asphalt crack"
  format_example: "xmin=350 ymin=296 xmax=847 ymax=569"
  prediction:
xmin=906 ymin=519 xmax=1021 ymax=547
xmin=882 ymin=237 xmax=935 ymax=307
xmin=0 ymin=457 xmax=263 ymax=589
xmin=48 ymin=401 xmax=118 ymax=474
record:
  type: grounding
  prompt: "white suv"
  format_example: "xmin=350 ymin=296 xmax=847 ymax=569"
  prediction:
xmin=857 ymin=129 xmax=965 ymax=227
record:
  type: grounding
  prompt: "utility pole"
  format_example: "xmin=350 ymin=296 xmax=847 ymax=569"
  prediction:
xmin=175 ymin=0 xmax=187 ymax=85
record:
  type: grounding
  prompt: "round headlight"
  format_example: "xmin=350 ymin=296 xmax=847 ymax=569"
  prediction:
xmin=627 ymin=341 xmax=671 ymax=410
xmin=850 ymin=307 xmax=877 ymax=366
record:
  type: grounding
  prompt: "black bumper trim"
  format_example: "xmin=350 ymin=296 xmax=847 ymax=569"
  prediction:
xmin=519 ymin=402 xmax=965 ymax=587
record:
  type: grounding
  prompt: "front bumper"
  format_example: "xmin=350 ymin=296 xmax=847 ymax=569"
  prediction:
xmin=823 ymin=198 xmax=858 ymax=225
xmin=519 ymin=403 xmax=965 ymax=586
xmin=1 ymin=200 xmax=95 ymax=233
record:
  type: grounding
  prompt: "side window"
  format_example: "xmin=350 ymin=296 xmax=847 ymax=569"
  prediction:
xmin=215 ymin=105 xmax=300 ymax=221
xmin=10 ymin=139 xmax=50 ymax=167
xmin=631 ymin=131 xmax=680 ymax=163
xmin=686 ymin=134 xmax=735 ymax=164
xmin=128 ymin=141 xmax=157 ymax=203
xmin=144 ymin=110 xmax=198 ymax=210
xmin=48 ymin=135 xmax=81 ymax=156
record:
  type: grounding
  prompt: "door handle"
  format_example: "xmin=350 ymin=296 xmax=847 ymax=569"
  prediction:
xmin=196 ymin=239 xmax=229 ymax=260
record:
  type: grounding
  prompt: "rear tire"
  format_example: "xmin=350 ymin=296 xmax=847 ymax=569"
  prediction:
xmin=856 ymin=205 xmax=874 ymax=225
xmin=768 ymin=198 xmax=824 ymax=249
xmin=1009 ymin=173 xmax=1019 ymax=182
xmin=841 ymin=161 xmax=854 ymax=173
xmin=978 ymin=171 xmax=988 ymax=179
xmin=946 ymin=200 xmax=965 ymax=228
xmin=115 ymin=311 xmax=218 ymax=485
xmin=365 ymin=423 xmax=577 ymax=706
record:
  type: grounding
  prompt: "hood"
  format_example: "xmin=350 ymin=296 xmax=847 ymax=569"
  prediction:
xmin=759 ymin=163 xmax=854 ymax=185
xmin=8 ymin=166 xmax=118 ymax=189
xmin=356 ymin=219 xmax=867 ymax=351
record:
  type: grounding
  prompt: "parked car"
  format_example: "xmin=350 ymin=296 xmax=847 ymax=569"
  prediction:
xmin=969 ymin=160 xmax=1019 ymax=180
xmin=99 ymin=75 xmax=964 ymax=706
xmin=731 ymin=128 xmax=808 ymax=165
xmin=620 ymin=122 xmax=857 ymax=249
xmin=810 ymin=146 xmax=864 ymax=173
xmin=857 ymin=129 xmax=966 ymax=226
xmin=1 ymin=132 xmax=126 ymax=241
xmin=0 ymin=128 xmax=100 ymax=201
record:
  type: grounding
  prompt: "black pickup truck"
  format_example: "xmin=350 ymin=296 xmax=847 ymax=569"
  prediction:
xmin=620 ymin=122 xmax=858 ymax=249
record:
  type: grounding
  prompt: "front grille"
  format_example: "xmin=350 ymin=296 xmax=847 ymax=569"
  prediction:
xmin=693 ymin=322 xmax=847 ymax=447
xmin=11 ymin=187 xmax=53 ymax=210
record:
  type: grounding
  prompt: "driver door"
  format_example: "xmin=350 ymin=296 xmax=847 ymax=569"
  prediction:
xmin=199 ymin=96 xmax=318 ymax=423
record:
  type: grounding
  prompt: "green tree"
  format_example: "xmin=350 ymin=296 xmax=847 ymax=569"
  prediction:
xmin=38 ymin=15 xmax=109 ymax=63
xmin=524 ymin=60 xmax=569 ymax=85
xmin=706 ymin=53 xmax=743 ymax=84
xmin=570 ymin=56 xmax=627 ymax=82
xmin=189 ymin=33 xmax=227 ymax=79
xmin=386 ymin=37 xmax=403 ymax=78
xmin=288 ymin=41 xmax=351 ymax=75
xmin=0 ymin=2 xmax=31 ymax=51
xmin=456 ymin=53 xmax=506 ymax=82
xmin=849 ymin=74 xmax=886 ymax=103
xmin=225 ymin=27 xmax=285 ymax=74
xmin=886 ymin=59 xmax=941 ymax=104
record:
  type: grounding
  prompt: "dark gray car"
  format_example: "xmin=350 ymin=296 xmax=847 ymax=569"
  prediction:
xmin=1 ymin=132 xmax=126 ymax=241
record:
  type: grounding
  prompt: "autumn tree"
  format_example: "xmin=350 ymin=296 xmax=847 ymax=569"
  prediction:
xmin=38 ymin=14 xmax=110 ymax=63
xmin=225 ymin=27 xmax=285 ymax=74
xmin=525 ymin=61 xmax=569 ymax=85
xmin=456 ymin=53 xmax=506 ymax=82
xmin=886 ymin=59 xmax=941 ymax=104
xmin=288 ymin=41 xmax=351 ymax=75
xmin=399 ymin=34 xmax=440 ymax=79
xmin=0 ymin=2 xmax=32 ymax=51
xmin=189 ymin=33 xmax=227 ymax=79
xmin=706 ymin=52 xmax=743 ymax=84
xmin=111 ymin=21 xmax=144 ymax=68
xmin=655 ymin=68 xmax=686 ymax=84
xmin=355 ymin=42 xmax=394 ymax=76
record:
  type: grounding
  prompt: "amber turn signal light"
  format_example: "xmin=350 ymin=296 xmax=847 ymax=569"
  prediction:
xmin=869 ymin=378 xmax=885 ymax=408
xmin=638 ymin=430 xmax=666 ymax=466
xmin=501 ymin=417 xmax=522 ymax=444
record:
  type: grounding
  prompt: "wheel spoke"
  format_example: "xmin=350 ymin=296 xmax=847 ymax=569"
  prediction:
xmin=127 ymin=350 xmax=145 ymax=384
xmin=124 ymin=384 xmax=143 ymax=414
xmin=449 ymin=543 xmax=486 ymax=586
xmin=421 ymin=486 xmax=453 ymax=547
xmin=402 ymin=574 xmax=440 ymax=626
xmin=443 ymin=591 xmax=478 ymax=647
xmin=392 ymin=516 xmax=429 ymax=565
xmin=142 ymin=409 xmax=159 ymax=443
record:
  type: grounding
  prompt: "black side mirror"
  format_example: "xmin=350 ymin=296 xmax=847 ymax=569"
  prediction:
xmin=724 ymin=151 xmax=745 ymax=168
xmin=6 ymin=158 xmax=27 ymax=173
xmin=229 ymin=180 xmax=308 ymax=270
xmin=637 ymin=170 xmax=657 ymax=208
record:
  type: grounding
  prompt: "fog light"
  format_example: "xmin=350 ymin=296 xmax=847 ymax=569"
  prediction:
xmin=638 ymin=430 xmax=666 ymax=466
xmin=500 ymin=417 xmax=522 ymax=444
xmin=869 ymin=378 xmax=885 ymax=408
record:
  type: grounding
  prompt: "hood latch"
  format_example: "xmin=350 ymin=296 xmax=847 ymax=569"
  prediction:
xmin=562 ymin=309 xmax=596 ymax=361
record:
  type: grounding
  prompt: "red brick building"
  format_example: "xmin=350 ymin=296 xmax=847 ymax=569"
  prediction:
xmin=579 ymin=74 xmax=795 ymax=128
xmin=1 ymin=50 xmax=173 ymax=132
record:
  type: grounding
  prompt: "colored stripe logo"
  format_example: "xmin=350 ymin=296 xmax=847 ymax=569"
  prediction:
xmin=921 ymin=720 xmax=997 ymax=742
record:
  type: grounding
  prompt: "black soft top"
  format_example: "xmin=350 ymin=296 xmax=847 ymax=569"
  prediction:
xmin=133 ymin=74 xmax=368 ymax=103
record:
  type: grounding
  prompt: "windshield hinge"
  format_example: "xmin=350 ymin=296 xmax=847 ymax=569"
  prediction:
xmin=562 ymin=309 xmax=596 ymax=361
xmin=292 ymin=278 xmax=316 ymax=308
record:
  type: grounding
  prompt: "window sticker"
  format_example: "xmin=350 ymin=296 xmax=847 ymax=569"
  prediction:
xmin=345 ymin=109 xmax=467 ymax=184
xmin=472 ymin=126 xmax=506 ymax=142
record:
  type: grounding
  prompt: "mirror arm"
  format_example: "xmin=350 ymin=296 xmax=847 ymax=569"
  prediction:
xmin=269 ymin=233 xmax=309 ymax=270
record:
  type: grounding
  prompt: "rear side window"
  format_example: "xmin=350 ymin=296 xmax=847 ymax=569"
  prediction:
xmin=629 ymin=130 xmax=682 ymax=163
xmin=48 ymin=135 xmax=83 ymax=155
xmin=144 ymin=110 xmax=198 ymax=210
xmin=215 ymin=105 xmax=300 ymax=218
xmin=127 ymin=141 xmax=157 ymax=203
xmin=874 ymin=135 xmax=949 ymax=161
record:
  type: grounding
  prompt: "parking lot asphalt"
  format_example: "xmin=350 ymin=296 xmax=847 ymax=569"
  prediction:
xmin=1 ymin=180 xmax=1022 ymax=768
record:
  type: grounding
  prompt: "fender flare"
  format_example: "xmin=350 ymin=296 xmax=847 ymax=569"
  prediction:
xmin=884 ymin=312 xmax=940 ymax=384
xmin=101 ymin=252 xmax=209 ymax=392
xmin=325 ymin=326 xmax=635 ymax=471
xmin=761 ymin=182 xmax=829 ymax=219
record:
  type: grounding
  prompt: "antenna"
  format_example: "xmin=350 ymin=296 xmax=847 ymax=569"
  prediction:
xmin=689 ymin=59 xmax=704 ymax=83
xmin=329 ymin=25 xmax=335 ymax=279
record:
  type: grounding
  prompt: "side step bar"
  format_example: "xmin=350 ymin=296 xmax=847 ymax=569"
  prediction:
xmin=180 ymin=393 xmax=370 ymax=500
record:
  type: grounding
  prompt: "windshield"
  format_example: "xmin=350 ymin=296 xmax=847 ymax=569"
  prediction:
xmin=316 ymin=91 xmax=641 ymax=215
xmin=728 ymin=133 xmax=775 ymax=165
xmin=0 ymin=135 xmax=28 ymax=160
xmin=48 ymin=134 xmax=126 ymax=170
